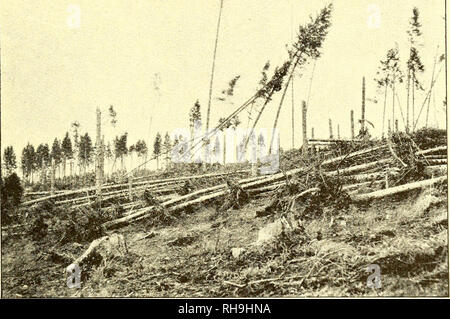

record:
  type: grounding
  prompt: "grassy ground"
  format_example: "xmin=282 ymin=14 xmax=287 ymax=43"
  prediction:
xmin=2 ymin=184 xmax=448 ymax=298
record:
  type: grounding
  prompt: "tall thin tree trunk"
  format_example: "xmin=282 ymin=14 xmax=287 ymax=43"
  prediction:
xmin=245 ymin=99 xmax=270 ymax=151
xmin=406 ymin=69 xmax=410 ymax=133
xmin=269 ymin=71 xmax=293 ymax=154
xmin=426 ymin=47 xmax=439 ymax=128
xmin=382 ymin=85 xmax=387 ymax=138
xmin=223 ymin=130 xmax=226 ymax=165
xmin=412 ymin=71 xmax=415 ymax=132
xmin=144 ymin=154 xmax=147 ymax=172
xmin=205 ymin=0 xmax=224 ymax=141
xmin=269 ymin=55 xmax=302 ymax=154
xmin=63 ymin=157 xmax=66 ymax=180
xmin=392 ymin=76 xmax=396 ymax=128
xmin=291 ymin=78 xmax=295 ymax=149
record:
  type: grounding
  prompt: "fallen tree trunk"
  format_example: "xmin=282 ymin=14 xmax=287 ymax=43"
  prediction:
xmin=71 ymin=236 xmax=109 ymax=267
xmin=341 ymin=180 xmax=384 ymax=192
xmin=103 ymin=145 xmax=392 ymax=229
xmin=56 ymin=181 xmax=180 ymax=207
xmin=387 ymin=138 xmax=407 ymax=168
xmin=351 ymin=176 xmax=447 ymax=202
xmin=331 ymin=168 xmax=400 ymax=183
xmin=22 ymin=170 xmax=249 ymax=206
xmin=320 ymin=145 xmax=388 ymax=168
xmin=419 ymin=159 xmax=447 ymax=165
xmin=324 ymin=158 xmax=391 ymax=177
xmin=248 ymin=182 xmax=286 ymax=195
xmin=415 ymin=146 xmax=447 ymax=156
xmin=68 ymin=234 xmax=126 ymax=275
xmin=104 ymin=175 xmax=270 ymax=228
xmin=425 ymin=155 xmax=448 ymax=159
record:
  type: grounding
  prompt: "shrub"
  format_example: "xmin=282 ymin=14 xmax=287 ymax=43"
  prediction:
xmin=1 ymin=173 xmax=24 ymax=224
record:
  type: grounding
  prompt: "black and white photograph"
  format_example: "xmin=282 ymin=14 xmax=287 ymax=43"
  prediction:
xmin=0 ymin=0 xmax=448 ymax=299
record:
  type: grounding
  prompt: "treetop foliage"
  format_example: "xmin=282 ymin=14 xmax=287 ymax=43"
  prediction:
xmin=189 ymin=100 xmax=202 ymax=128
xmin=79 ymin=133 xmax=93 ymax=165
xmin=114 ymin=133 xmax=128 ymax=159
xmin=132 ymin=140 xmax=148 ymax=157
xmin=109 ymin=105 xmax=117 ymax=127
xmin=21 ymin=143 xmax=36 ymax=177
xmin=51 ymin=138 xmax=62 ymax=164
xmin=3 ymin=146 xmax=17 ymax=176
xmin=153 ymin=132 xmax=162 ymax=157
xmin=294 ymin=3 xmax=333 ymax=60
xmin=36 ymin=143 xmax=50 ymax=168
xmin=375 ymin=47 xmax=403 ymax=90
xmin=407 ymin=7 xmax=422 ymax=45
xmin=62 ymin=132 xmax=73 ymax=159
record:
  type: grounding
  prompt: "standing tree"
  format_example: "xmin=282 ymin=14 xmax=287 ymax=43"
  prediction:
xmin=114 ymin=133 xmax=128 ymax=171
xmin=108 ymin=105 xmax=117 ymax=127
xmin=376 ymin=47 xmax=403 ymax=136
xmin=129 ymin=144 xmax=136 ymax=173
xmin=218 ymin=115 xmax=241 ymax=164
xmin=61 ymin=132 xmax=73 ymax=179
xmin=258 ymin=133 xmax=266 ymax=159
xmin=162 ymin=132 xmax=172 ymax=169
xmin=105 ymin=141 xmax=113 ymax=177
xmin=51 ymin=138 xmax=62 ymax=178
xmin=173 ymin=135 xmax=179 ymax=148
xmin=3 ymin=146 xmax=17 ymax=176
xmin=375 ymin=57 xmax=390 ymax=138
xmin=36 ymin=143 xmax=50 ymax=183
xmin=79 ymin=133 xmax=93 ymax=175
xmin=189 ymin=100 xmax=202 ymax=139
xmin=216 ymin=75 xmax=242 ymax=164
xmin=205 ymin=0 xmax=225 ymax=146
xmin=153 ymin=132 xmax=162 ymax=170
xmin=21 ymin=143 xmax=36 ymax=183
xmin=134 ymin=140 xmax=148 ymax=173
xmin=406 ymin=7 xmax=424 ymax=132
xmin=189 ymin=100 xmax=202 ymax=162
xmin=71 ymin=121 xmax=81 ymax=175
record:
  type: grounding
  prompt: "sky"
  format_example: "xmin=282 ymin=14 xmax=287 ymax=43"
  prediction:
xmin=0 ymin=0 xmax=447 ymax=171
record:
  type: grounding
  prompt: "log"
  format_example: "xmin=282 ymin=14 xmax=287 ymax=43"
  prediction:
xmin=104 ymin=175 xmax=269 ymax=228
xmin=351 ymin=176 xmax=447 ymax=202
xmin=248 ymin=182 xmax=285 ymax=195
xmin=325 ymin=158 xmax=391 ymax=177
xmin=419 ymin=159 xmax=447 ymax=165
xmin=21 ymin=170 xmax=249 ymax=206
xmin=104 ymin=145 xmax=390 ymax=228
xmin=71 ymin=235 xmax=109 ymax=267
xmin=424 ymin=155 xmax=448 ymax=159
xmin=320 ymin=145 xmax=388 ymax=168
xmin=331 ymin=168 xmax=399 ymax=183
xmin=292 ymin=187 xmax=320 ymax=200
xmin=341 ymin=180 xmax=383 ymax=192
xmin=308 ymin=138 xmax=357 ymax=143
xmin=55 ymin=181 xmax=180 ymax=206
xmin=24 ymin=190 xmax=67 ymax=196
xmin=415 ymin=146 xmax=447 ymax=156
xmin=387 ymin=138 xmax=407 ymax=168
